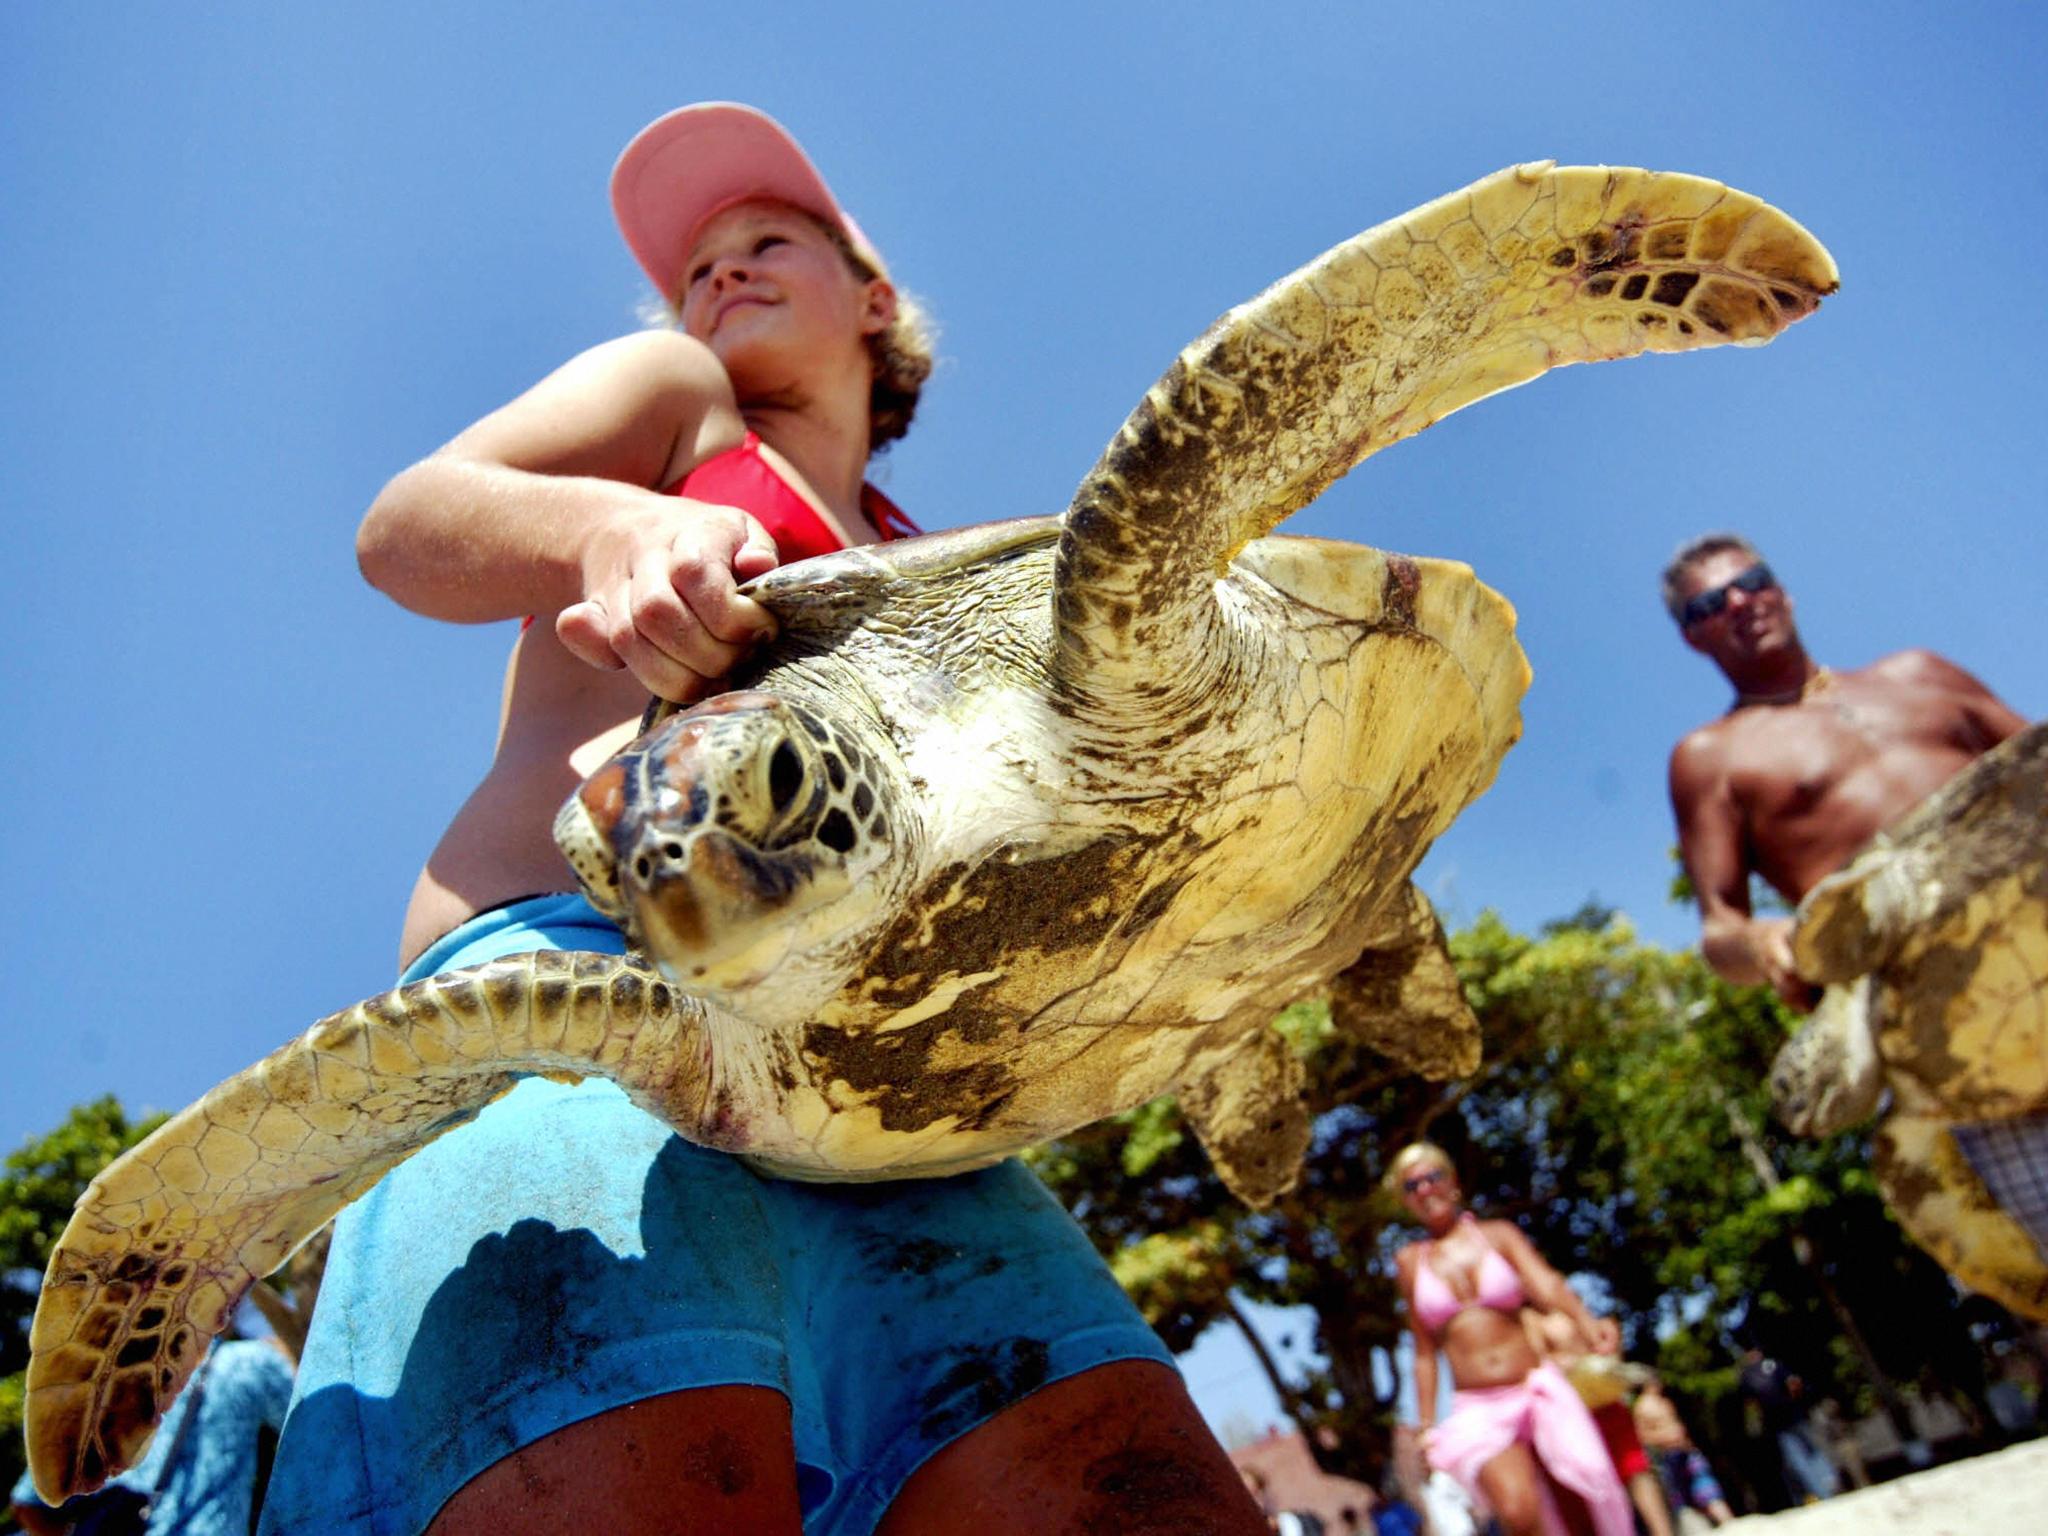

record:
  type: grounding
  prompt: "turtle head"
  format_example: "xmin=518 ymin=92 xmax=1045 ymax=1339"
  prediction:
xmin=555 ymin=691 xmax=905 ymax=996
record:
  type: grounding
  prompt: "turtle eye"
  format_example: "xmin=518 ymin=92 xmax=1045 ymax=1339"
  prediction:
xmin=769 ymin=740 xmax=804 ymax=814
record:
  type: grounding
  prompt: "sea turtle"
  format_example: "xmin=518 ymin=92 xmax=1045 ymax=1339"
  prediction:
xmin=27 ymin=160 xmax=1836 ymax=1501
xmin=1772 ymin=719 xmax=2048 ymax=1318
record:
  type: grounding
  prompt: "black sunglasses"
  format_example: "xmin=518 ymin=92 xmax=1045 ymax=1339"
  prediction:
xmin=1401 ymin=1167 xmax=1450 ymax=1195
xmin=1679 ymin=562 xmax=1777 ymax=629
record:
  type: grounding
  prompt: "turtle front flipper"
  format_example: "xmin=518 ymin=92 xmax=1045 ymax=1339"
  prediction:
xmin=1325 ymin=884 xmax=1482 ymax=1083
xmin=1053 ymin=163 xmax=1836 ymax=695
xmin=1797 ymin=720 xmax=2048 ymax=987
xmin=25 ymin=949 xmax=702 ymax=1504
xmin=1790 ymin=841 xmax=1935 ymax=984
xmin=1770 ymin=979 xmax=1886 ymax=1137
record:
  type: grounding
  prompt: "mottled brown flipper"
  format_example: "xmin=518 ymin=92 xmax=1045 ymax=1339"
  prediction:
xmin=1770 ymin=980 xmax=1886 ymax=1138
xmin=1791 ymin=723 xmax=2048 ymax=1119
xmin=1178 ymin=886 xmax=1476 ymax=1207
xmin=1326 ymin=883 xmax=1481 ymax=1082
xmin=25 ymin=950 xmax=699 ymax=1504
xmin=1796 ymin=724 xmax=2048 ymax=989
xmin=1055 ymin=162 xmax=1837 ymax=697
xmin=1179 ymin=1016 xmax=1312 ymax=1209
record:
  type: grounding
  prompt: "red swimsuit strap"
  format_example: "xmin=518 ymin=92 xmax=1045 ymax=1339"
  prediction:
xmin=674 ymin=431 xmax=921 ymax=558
xmin=520 ymin=438 xmax=921 ymax=633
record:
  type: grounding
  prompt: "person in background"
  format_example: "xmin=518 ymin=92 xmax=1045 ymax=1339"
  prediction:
xmin=1663 ymin=535 xmax=2047 ymax=1268
xmin=1390 ymin=1142 xmax=1633 ymax=1536
xmin=1523 ymin=1309 xmax=1674 ymax=1536
xmin=1367 ymin=1472 xmax=1424 ymax=1536
xmin=1663 ymin=532 xmax=2025 ymax=1010
xmin=1737 ymin=1346 xmax=1838 ymax=1506
xmin=1629 ymin=1376 xmax=1734 ymax=1527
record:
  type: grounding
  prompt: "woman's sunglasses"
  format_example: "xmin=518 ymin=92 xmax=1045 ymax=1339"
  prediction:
xmin=1678 ymin=562 xmax=1777 ymax=630
xmin=1401 ymin=1167 xmax=1450 ymax=1195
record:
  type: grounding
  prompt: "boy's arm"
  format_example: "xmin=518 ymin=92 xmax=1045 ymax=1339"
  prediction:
xmin=357 ymin=329 xmax=779 ymax=701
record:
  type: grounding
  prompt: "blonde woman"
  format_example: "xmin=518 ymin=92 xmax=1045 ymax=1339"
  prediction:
xmin=1390 ymin=1143 xmax=1632 ymax=1536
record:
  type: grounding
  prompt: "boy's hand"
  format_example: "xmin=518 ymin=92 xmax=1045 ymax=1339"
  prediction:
xmin=559 ymin=500 xmax=780 ymax=701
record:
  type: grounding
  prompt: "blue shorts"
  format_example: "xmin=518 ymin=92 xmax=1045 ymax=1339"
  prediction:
xmin=258 ymin=895 xmax=1170 ymax=1536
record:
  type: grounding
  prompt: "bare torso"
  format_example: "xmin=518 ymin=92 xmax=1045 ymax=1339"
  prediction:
xmin=1401 ymin=1218 xmax=1545 ymax=1393
xmin=1695 ymin=653 xmax=2008 ymax=905
xmin=1670 ymin=644 xmax=2025 ymax=1002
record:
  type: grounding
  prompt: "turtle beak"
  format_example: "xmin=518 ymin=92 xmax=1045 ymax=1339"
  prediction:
xmin=554 ymin=761 xmax=633 ymax=926
xmin=559 ymin=693 xmax=892 ymax=993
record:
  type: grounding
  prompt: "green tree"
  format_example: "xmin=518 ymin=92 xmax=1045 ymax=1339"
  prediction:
xmin=1 ymin=1097 xmax=166 ymax=1509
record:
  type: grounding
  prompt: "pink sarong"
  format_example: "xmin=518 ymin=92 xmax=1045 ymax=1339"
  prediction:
xmin=1425 ymin=1362 xmax=1633 ymax=1536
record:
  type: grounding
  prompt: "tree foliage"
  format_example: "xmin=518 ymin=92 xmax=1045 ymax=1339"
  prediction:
xmin=1032 ymin=907 xmax=2015 ymax=1492
xmin=1 ymin=1097 xmax=166 ymax=1508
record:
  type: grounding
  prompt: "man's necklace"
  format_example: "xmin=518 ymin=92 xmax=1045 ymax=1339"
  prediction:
xmin=1735 ymin=665 xmax=1835 ymax=709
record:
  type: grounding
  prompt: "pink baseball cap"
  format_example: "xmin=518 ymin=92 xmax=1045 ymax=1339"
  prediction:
xmin=610 ymin=102 xmax=888 ymax=300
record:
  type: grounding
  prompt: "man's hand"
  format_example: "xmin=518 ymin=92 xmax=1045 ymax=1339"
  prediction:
xmin=1588 ymin=1317 xmax=1623 ymax=1357
xmin=558 ymin=499 xmax=781 ymax=701
xmin=1751 ymin=916 xmax=1822 ymax=1011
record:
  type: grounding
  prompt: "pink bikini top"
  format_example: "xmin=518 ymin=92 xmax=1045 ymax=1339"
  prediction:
xmin=1411 ymin=1214 xmax=1526 ymax=1334
xmin=671 ymin=430 xmax=920 ymax=560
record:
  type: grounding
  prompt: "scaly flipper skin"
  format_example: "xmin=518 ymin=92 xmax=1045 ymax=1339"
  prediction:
xmin=1325 ymin=882 xmax=1481 ymax=1083
xmin=1769 ymin=979 xmax=1885 ymax=1138
xmin=26 ymin=950 xmax=698 ymax=1503
xmin=1179 ymin=1016 xmax=1311 ymax=1208
xmin=1791 ymin=722 xmax=2048 ymax=1120
xmin=1054 ymin=162 xmax=1837 ymax=697
xmin=1795 ymin=723 xmax=2048 ymax=989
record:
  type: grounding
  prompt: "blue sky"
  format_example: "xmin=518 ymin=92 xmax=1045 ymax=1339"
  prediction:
xmin=4 ymin=3 xmax=2044 ymax=1437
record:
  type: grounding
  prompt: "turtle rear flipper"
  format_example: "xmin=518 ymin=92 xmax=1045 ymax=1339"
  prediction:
xmin=1325 ymin=883 xmax=1481 ymax=1082
xmin=1055 ymin=162 xmax=1837 ymax=695
xmin=1179 ymin=1016 xmax=1311 ymax=1209
xmin=1179 ymin=888 xmax=1480 ymax=1207
xmin=1791 ymin=843 xmax=1934 ymax=983
xmin=25 ymin=950 xmax=699 ymax=1504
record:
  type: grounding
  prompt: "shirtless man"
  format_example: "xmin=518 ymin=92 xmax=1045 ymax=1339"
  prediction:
xmin=1663 ymin=533 xmax=2048 ymax=1293
xmin=1663 ymin=532 xmax=2026 ymax=1007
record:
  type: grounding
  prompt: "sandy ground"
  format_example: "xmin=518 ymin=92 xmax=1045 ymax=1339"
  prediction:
xmin=1725 ymin=1440 xmax=2048 ymax=1533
